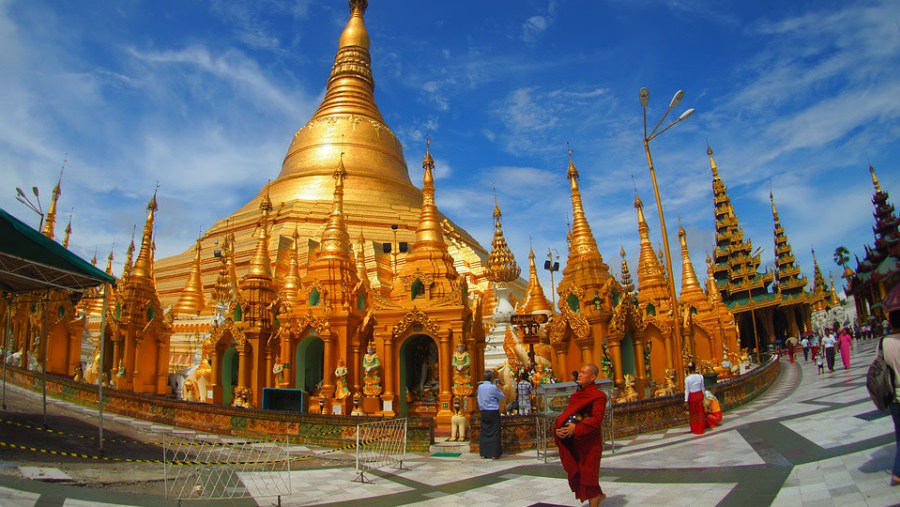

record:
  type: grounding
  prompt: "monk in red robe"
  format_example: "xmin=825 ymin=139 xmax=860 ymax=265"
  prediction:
xmin=554 ymin=363 xmax=607 ymax=507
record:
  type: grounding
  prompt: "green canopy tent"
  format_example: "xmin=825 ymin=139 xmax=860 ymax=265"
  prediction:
xmin=0 ymin=207 xmax=115 ymax=444
xmin=0 ymin=208 xmax=114 ymax=292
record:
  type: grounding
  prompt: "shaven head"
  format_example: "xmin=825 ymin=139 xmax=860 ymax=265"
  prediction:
xmin=576 ymin=363 xmax=599 ymax=387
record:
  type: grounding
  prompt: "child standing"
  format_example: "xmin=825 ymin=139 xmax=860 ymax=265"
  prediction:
xmin=816 ymin=347 xmax=825 ymax=374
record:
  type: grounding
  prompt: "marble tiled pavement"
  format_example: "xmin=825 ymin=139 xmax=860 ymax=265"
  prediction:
xmin=2 ymin=338 xmax=899 ymax=506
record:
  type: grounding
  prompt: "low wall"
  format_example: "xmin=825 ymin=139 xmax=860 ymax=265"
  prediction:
xmin=3 ymin=367 xmax=435 ymax=452
xmin=470 ymin=356 xmax=782 ymax=453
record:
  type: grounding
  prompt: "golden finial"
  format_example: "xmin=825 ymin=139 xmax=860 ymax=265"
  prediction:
xmin=280 ymin=226 xmax=302 ymax=306
xmin=485 ymin=194 xmax=520 ymax=283
xmin=620 ymin=246 xmax=634 ymax=295
xmin=769 ymin=190 xmax=778 ymax=219
xmin=131 ymin=188 xmax=159 ymax=280
xmin=90 ymin=251 xmax=98 ymax=266
xmin=318 ymin=150 xmax=352 ymax=261
xmin=870 ymin=164 xmax=882 ymax=193
xmin=679 ymin=225 xmax=704 ymax=302
xmin=62 ymin=208 xmax=73 ymax=249
xmin=523 ymin=247 xmax=552 ymax=313
xmin=707 ymin=144 xmax=718 ymax=178
xmin=175 ymin=232 xmax=206 ymax=315
xmin=105 ymin=249 xmax=114 ymax=275
xmin=411 ymin=135 xmax=446 ymax=249
xmin=564 ymin=150 xmax=603 ymax=263
xmin=41 ymin=155 xmax=67 ymax=239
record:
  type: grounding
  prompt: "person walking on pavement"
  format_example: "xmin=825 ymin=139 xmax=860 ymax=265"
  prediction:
xmin=837 ymin=328 xmax=853 ymax=369
xmin=785 ymin=335 xmax=798 ymax=363
xmin=881 ymin=310 xmax=900 ymax=486
xmin=477 ymin=370 xmax=504 ymax=459
xmin=822 ymin=331 xmax=837 ymax=373
xmin=684 ymin=362 xmax=706 ymax=435
xmin=800 ymin=335 xmax=810 ymax=362
xmin=554 ymin=363 xmax=607 ymax=507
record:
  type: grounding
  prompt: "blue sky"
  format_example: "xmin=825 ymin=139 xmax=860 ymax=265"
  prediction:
xmin=1 ymin=0 xmax=899 ymax=296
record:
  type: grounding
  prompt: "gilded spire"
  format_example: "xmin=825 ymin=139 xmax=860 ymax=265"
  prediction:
xmin=770 ymin=190 xmax=807 ymax=296
xmin=122 ymin=231 xmax=135 ymax=280
xmin=280 ymin=227 xmax=302 ymax=306
xmin=829 ymin=272 xmax=840 ymax=305
xmin=105 ymin=250 xmax=114 ymax=275
xmin=309 ymin=0 xmax=381 ymax=124
xmin=413 ymin=139 xmax=448 ymax=251
xmin=42 ymin=159 xmax=65 ymax=239
xmin=620 ymin=246 xmax=634 ymax=295
xmin=707 ymin=144 xmax=718 ymax=179
xmin=174 ymin=236 xmax=206 ymax=315
xmin=706 ymin=255 xmax=723 ymax=305
xmin=62 ymin=212 xmax=72 ymax=249
xmin=247 ymin=185 xmax=273 ymax=278
xmin=523 ymin=248 xmax=552 ymax=313
xmin=870 ymin=164 xmax=883 ymax=194
xmin=678 ymin=226 xmax=705 ymax=303
xmin=131 ymin=189 xmax=158 ymax=280
xmin=90 ymin=252 xmax=97 ymax=266
xmin=225 ymin=231 xmax=240 ymax=296
xmin=355 ymin=231 xmax=369 ymax=288
xmin=635 ymin=194 xmax=666 ymax=294
xmin=485 ymin=194 xmax=521 ymax=283
xmin=318 ymin=156 xmax=352 ymax=261
xmin=565 ymin=152 xmax=603 ymax=262
xmin=769 ymin=191 xmax=778 ymax=220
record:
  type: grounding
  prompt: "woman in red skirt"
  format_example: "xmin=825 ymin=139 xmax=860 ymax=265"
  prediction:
xmin=683 ymin=362 xmax=705 ymax=435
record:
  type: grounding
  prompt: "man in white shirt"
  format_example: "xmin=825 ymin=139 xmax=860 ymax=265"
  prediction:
xmin=799 ymin=336 xmax=810 ymax=361
xmin=822 ymin=332 xmax=837 ymax=373
xmin=683 ymin=362 xmax=705 ymax=435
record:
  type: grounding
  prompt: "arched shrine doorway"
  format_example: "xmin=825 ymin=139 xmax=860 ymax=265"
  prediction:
xmin=221 ymin=347 xmax=238 ymax=406
xmin=295 ymin=336 xmax=324 ymax=396
xmin=398 ymin=334 xmax=439 ymax=418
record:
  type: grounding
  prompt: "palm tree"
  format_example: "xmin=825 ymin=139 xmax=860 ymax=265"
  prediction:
xmin=833 ymin=246 xmax=850 ymax=269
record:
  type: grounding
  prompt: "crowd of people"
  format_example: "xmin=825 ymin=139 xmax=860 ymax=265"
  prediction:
xmin=778 ymin=317 xmax=894 ymax=373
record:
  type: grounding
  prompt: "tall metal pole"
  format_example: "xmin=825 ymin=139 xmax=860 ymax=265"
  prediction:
xmin=643 ymin=139 xmax=683 ymax=375
xmin=97 ymin=283 xmax=109 ymax=456
xmin=2 ymin=295 xmax=11 ymax=410
xmin=41 ymin=289 xmax=49 ymax=429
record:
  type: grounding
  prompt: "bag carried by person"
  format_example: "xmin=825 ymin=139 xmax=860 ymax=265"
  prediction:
xmin=866 ymin=338 xmax=896 ymax=411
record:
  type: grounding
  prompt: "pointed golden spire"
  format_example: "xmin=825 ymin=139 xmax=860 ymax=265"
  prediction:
xmin=318 ymin=156 xmax=352 ymax=261
xmin=565 ymin=151 xmax=603 ymax=261
xmin=870 ymin=164 xmax=883 ymax=194
xmin=811 ymin=247 xmax=826 ymax=295
xmin=679 ymin=226 xmax=704 ymax=303
xmin=769 ymin=191 xmax=778 ymax=220
xmin=309 ymin=0 xmax=381 ymax=124
xmin=707 ymin=144 xmax=718 ymax=179
xmin=225 ymin=230 xmax=240 ymax=295
xmin=174 ymin=236 xmax=207 ymax=315
xmin=485 ymin=193 xmax=521 ymax=283
xmin=280 ymin=227 xmax=302 ymax=306
xmin=131 ymin=189 xmax=158 ymax=280
xmin=355 ymin=231 xmax=369 ymax=288
xmin=90 ymin=252 xmax=98 ymax=266
xmin=829 ymin=272 xmax=840 ymax=304
xmin=706 ymin=255 xmax=723 ymax=305
xmin=620 ymin=246 xmax=634 ymax=295
xmin=247 ymin=184 xmax=273 ymax=278
xmin=105 ymin=250 xmax=114 ymax=275
xmin=635 ymin=194 xmax=666 ymax=292
xmin=122 ymin=229 xmax=135 ymax=280
xmin=42 ymin=157 xmax=65 ymax=239
xmin=523 ymin=248 xmax=552 ymax=313
xmin=62 ymin=211 xmax=72 ymax=249
xmin=413 ymin=138 xmax=448 ymax=251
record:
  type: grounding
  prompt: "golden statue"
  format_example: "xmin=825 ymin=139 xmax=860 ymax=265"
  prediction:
xmin=451 ymin=343 xmax=472 ymax=397
xmin=654 ymin=368 xmax=677 ymax=397
xmin=73 ymin=364 xmax=84 ymax=383
xmin=334 ymin=358 xmax=350 ymax=400
xmin=272 ymin=356 xmax=285 ymax=386
xmin=616 ymin=374 xmax=639 ymax=403
xmin=362 ymin=344 xmax=382 ymax=397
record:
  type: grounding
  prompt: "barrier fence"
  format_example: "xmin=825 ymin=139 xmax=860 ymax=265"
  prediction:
xmin=163 ymin=435 xmax=293 ymax=502
xmin=354 ymin=417 xmax=408 ymax=484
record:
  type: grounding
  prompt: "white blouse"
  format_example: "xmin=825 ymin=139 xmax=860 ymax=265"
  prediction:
xmin=684 ymin=373 xmax=705 ymax=402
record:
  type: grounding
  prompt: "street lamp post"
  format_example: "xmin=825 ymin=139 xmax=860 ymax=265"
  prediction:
xmin=639 ymin=87 xmax=695 ymax=375
xmin=544 ymin=248 xmax=560 ymax=310
xmin=15 ymin=186 xmax=44 ymax=231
